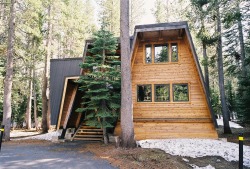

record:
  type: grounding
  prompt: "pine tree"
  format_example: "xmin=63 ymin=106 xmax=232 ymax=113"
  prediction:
xmin=77 ymin=25 xmax=120 ymax=144
xmin=223 ymin=0 xmax=249 ymax=78
xmin=189 ymin=0 xmax=218 ymax=90
xmin=236 ymin=31 xmax=250 ymax=124
xmin=2 ymin=0 xmax=16 ymax=141
xmin=153 ymin=0 xmax=189 ymax=23
xmin=120 ymin=0 xmax=135 ymax=148
xmin=216 ymin=0 xmax=232 ymax=134
xmin=129 ymin=0 xmax=145 ymax=35
xmin=98 ymin=0 xmax=120 ymax=36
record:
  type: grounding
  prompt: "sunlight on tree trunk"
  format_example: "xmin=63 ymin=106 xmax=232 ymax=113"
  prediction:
xmin=2 ymin=0 xmax=16 ymax=141
xmin=42 ymin=3 xmax=52 ymax=133
xmin=120 ymin=0 xmax=136 ymax=148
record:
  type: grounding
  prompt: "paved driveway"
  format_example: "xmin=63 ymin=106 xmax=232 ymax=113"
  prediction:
xmin=0 ymin=141 xmax=116 ymax=169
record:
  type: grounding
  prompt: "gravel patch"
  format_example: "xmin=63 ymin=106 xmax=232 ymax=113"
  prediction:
xmin=10 ymin=131 xmax=60 ymax=141
xmin=138 ymin=139 xmax=250 ymax=167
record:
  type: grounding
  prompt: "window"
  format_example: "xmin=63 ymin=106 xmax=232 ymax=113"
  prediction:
xmin=173 ymin=84 xmax=189 ymax=102
xmin=145 ymin=45 xmax=152 ymax=63
xmin=145 ymin=43 xmax=179 ymax=64
xmin=137 ymin=85 xmax=152 ymax=102
xmin=155 ymin=84 xmax=170 ymax=102
xmin=154 ymin=44 xmax=168 ymax=63
xmin=171 ymin=43 xmax=178 ymax=62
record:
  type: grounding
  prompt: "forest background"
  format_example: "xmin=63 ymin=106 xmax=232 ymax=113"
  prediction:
xmin=0 ymin=0 xmax=250 ymax=134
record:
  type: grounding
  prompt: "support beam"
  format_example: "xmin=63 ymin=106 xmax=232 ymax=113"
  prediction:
xmin=63 ymin=85 xmax=78 ymax=129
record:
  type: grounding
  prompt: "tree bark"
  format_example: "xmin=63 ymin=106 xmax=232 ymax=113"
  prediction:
xmin=33 ymin=63 xmax=38 ymax=131
xmin=2 ymin=0 xmax=16 ymax=141
xmin=42 ymin=3 xmax=52 ymax=133
xmin=120 ymin=0 xmax=136 ymax=148
xmin=25 ymin=67 xmax=32 ymax=129
xmin=203 ymin=42 xmax=210 ymax=91
xmin=236 ymin=1 xmax=246 ymax=78
xmin=216 ymin=2 xmax=232 ymax=134
xmin=42 ymin=75 xmax=48 ymax=133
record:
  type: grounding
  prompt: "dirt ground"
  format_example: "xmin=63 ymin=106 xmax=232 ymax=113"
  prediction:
xmin=81 ymin=126 xmax=250 ymax=169
xmin=5 ymin=126 xmax=250 ymax=169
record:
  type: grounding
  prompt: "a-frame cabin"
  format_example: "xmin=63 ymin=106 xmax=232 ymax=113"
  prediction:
xmin=50 ymin=21 xmax=218 ymax=141
xmin=115 ymin=22 xmax=218 ymax=140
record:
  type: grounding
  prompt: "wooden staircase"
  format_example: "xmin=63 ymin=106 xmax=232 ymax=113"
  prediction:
xmin=73 ymin=124 xmax=103 ymax=141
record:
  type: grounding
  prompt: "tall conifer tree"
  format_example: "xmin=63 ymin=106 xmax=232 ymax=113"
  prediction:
xmin=77 ymin=24 xmax=120 ymax=144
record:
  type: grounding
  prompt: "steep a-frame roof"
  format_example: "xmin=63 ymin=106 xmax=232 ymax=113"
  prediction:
xmin=130 ymin=21 xmax=218 ymax=128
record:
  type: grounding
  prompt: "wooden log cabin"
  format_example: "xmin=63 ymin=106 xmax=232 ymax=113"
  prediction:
xmin=50 ymin=21 xmax=218 ymax=141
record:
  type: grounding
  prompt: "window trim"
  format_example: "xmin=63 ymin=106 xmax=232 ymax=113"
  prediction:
xmin=154 ymin=84 xmax=170 ymax=102
xmin=171 ymin=43 xmax=178 ymax=62
xmin=137 ymin=84 xmax=152 ymax=102
xmin=144 ymin=41 xmax=179 ymax=64
xmin=136 ymin=82 xmax=190 ymax=103
xmin=145 ymin=44 xmax=152 ymax=64
xmin=154 ymin=44 xmax=169 ymax=63
xmin=172 ymin=83 xmax=189 ymax=102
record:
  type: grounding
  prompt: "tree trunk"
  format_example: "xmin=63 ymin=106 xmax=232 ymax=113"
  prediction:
xmin=25 ymin=67 xmax=32 ymax=129
xmin=42 ymin=75 xmax=48 ymax=133
xmin=2 ymin=0 xmax=16 ymax=141
xmin=216 ymin=2 xmax=232 ymax=134
xmin=47 ymin=98 xmax=51 ymax=129
xmin=33 ymin=64 xmax=38 ymax=131
xmin=120 ymin=0 xmax=136 ymax=148
xmin=203 ymin=42 xmax=210 ymax=90
xmin=237 ymin=1 xmax=246 ymax=78
xmin=103 ymin=117 xmax=109 ymax=145
xmin=42 ymin=4 xmax=52 ymax=133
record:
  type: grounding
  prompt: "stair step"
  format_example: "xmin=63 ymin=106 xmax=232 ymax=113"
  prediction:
xmin=78 ymin=129 xmax=103 ymax=132
xmin=72 ymin=123 xmax=104 ymax=141
xmin=75 ymin=134 xmax=103 ymax=138
xmin=74 ymin=137 xmax=103 ymax=141
xmin=77 ymin=131 xmax=103 ymax=135
xmin=80 ymin=126 xmax=102 ymax=129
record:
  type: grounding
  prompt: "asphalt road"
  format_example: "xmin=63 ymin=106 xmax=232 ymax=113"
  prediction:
xmin=0 ymin=141 xmax=117 ymax=169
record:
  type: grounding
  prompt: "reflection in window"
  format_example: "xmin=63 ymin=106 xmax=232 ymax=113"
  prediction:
xmin=173 ymin=84 xmax=189 ymax=102
xmin=137 ymin=85 xmax=152 ymax=102
xmin=155 ymin=84 xmax=170 ymax=102
xmin=154 ymin=44 xmax=168 ymax=63
xmin=171 ymin=43 xmax=178 ymax=62
xmin=145 ymin=45 xmax=152 ymax=63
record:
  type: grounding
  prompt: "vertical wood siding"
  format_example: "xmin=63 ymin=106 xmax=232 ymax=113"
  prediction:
xmin=131 ymin=33 xmax=218 ymax=139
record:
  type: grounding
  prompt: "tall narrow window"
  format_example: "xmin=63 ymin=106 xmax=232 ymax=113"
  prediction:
xmin=171 ymin=43 xmax=178 ymax=62
xmin=155 ymin=84 xmax=170 ymax=102
xmin=154 ymin=44 xmax=168 ymax=63
xmin=173 ymin=84 xmax=189 ymax=102
xmin=145 ymin=45 xmax=152 ymax=63
xmin=137 ymin=85 xmax=152 ymax=102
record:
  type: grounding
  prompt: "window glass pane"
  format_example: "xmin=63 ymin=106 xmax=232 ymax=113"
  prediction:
xmin=173 ymin=84 xmax=189 ymax=102
xmin=137 ymin=85 xmax=152 ymax=102
xmin=171 ymin=43 xmax=178 ymax=62
xmin=154 ymin=44 xmax=168 ymax=63
xmin=145 ymin=45 xmax=152 ymax=63
xmin=155 ymin=84 xmax=170 ymax=102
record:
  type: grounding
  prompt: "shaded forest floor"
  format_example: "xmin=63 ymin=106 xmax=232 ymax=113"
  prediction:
xmin=217 ymin=125 xmax=250 ymax=146
xmin=5 ymin=126 xmax=250 ymax=169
